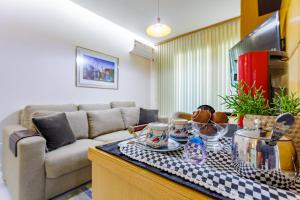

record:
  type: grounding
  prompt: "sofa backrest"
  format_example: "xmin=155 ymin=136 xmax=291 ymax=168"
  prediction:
xmin=78 ymin=104 xmax=111 ymax=111
xmin=20 ymin=102 xmax=137 ymax=133
xmin=21 ymin=104 xmax=78 ymax=129
xmin=87 ymin=108 xmax=126 ymax=138
xmin=111 ymin=101 xmax=136 ymax=108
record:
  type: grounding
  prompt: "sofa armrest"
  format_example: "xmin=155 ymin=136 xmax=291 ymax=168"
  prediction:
xmin=2 ymin=125 xmax=46 ymax=200
xmin=158 ymin=116 xmax=169 ymax=124
xmin=2 ymin=125 xmax=27 ymax=179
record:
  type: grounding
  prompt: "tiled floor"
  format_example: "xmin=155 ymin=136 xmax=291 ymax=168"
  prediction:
xmin=0 ymin=172 xmax=11 ymax=200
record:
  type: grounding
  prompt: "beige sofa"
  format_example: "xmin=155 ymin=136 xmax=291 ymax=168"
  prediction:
xmin=2 ymin=101 xmax=167 ymax=200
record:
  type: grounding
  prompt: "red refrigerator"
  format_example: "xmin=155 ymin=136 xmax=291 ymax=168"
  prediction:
xmin=237 ymin=50 xmax=288 ymax=126
xmin=238 ymin=50 xmax=288 ymax=102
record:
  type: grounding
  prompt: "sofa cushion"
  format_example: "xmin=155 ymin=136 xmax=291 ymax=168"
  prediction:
xmin=65 ymin=111 xmax=89 ymax=139
xmin=32 ymin=111 xmax=89 ymax=139
xmin=87 ymin=108 xmax=125 ymax=138
xmin=45 ymin=139 xmax=104 ymax=178
xmin=21 ymin=104 xmax=77 ymax=129
xmin=110 ymin=101 xmax=136 ymax=108
xmin=32 ymin=113 xmax=76 ymax=151
xmin=78 ymin=104 xmax=111 ymax=111
xmin=120 ymin=107 xmax=140 ymax=128
xmin=93 ymin=130 xmax=134 ymax=144
xmin=138 ymin=108 xmax=159 ymax=125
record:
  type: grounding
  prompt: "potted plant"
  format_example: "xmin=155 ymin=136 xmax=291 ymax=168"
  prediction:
xmin=219 ymin=82 xmax=270 ymax=126
xmin=219 ymin=81 xmax=300 ymax=127
xmin=220 ymin=82 xmax=300 ymax=169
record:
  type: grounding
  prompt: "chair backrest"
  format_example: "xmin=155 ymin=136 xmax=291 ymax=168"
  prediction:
xmin=171 ymin=112 xmax=192 ymax=120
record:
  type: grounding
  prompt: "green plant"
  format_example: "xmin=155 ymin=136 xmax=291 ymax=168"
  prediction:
xmin=219 ymin=82 xmax=300 ymax=116
xmin=219 ymin=82 xmax=272 ymax=117
xmin=272 ymin=88 xmax=300 ymax=115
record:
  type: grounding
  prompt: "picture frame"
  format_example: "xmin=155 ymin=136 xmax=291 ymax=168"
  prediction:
xmin=76 ymin=47 xmax=119 ymax=89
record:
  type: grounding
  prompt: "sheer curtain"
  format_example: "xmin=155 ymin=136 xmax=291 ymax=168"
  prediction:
xmin=156 ymin=18 xmax=240 ymax=116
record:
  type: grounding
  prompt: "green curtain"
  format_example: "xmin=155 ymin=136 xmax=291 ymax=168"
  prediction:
xmin=156 ymin=19 xmax=240 ymax=116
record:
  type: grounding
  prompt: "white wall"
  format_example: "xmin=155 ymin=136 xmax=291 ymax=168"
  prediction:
xmin=0 ymin=0 xmax=154 ymax=165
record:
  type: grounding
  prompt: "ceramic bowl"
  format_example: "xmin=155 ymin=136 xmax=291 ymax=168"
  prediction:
xmin=192 ymin=122 xmax=228 ymax=151
xmin=170 ymin=119 xmax=191 ymax=138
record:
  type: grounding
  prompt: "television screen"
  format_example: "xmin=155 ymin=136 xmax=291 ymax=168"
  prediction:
xmin=229 ymin=11 xmax=281 ymax=86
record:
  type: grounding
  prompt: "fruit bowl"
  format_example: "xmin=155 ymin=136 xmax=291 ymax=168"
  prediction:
xmin=192 ymin=122 xmax=228 ymax=151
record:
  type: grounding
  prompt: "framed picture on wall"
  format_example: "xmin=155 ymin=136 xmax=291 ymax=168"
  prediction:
xmin=76 ymin=47 xmax=119 ymax=89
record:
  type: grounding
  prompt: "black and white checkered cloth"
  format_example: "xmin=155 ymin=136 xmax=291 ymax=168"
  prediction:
xmin=119 ymin=137 xmax=300 ymax=200
xmin=233 ymin=160 xmax=296 ymax=189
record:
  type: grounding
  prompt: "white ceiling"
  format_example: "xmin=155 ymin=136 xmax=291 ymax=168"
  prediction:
xmin=71 ymin=0 xmax=240 ymax=44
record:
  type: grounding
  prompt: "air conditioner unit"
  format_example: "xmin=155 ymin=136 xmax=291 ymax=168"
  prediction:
xmin=130 ymin=40 xmax=154 ymax=60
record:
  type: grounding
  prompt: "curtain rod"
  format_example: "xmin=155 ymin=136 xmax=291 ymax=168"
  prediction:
xmin=156 ymin=16 xmax=240 ymax=46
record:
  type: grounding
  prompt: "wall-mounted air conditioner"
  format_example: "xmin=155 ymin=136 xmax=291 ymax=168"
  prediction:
xmin=130 ymin=40 xmax=154 ymax=60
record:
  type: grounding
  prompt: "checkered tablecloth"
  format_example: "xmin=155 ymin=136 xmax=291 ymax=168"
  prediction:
xmin=119 ymin=137 xmax=300 ymax=200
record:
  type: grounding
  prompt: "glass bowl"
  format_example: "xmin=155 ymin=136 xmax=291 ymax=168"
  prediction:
xmin=182 ymin=135 xmax=207 ymax=165
xmin=192 ymin=122 xmax=229 ymax=151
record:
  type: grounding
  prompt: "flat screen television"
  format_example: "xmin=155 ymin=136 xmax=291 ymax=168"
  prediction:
xmin=229 ymin=11 xmax=282 ymax=86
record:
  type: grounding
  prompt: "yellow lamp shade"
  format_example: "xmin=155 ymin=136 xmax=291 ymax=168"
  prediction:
xmin=146 ymin=23 xmax=171 ymax=38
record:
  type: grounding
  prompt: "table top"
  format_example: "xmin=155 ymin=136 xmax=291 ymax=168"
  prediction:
xmin=96 ymin=124 xmax=238 ymax=200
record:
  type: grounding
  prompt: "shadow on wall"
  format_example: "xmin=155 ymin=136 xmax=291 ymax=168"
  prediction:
xmin=0 ymin=110 xmax=21 ymax=141
xmin=0 ymin=110 xmax=20 ymax=167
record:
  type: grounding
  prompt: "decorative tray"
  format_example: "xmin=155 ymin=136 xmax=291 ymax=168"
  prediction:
xmin=118 ymin=137 xmax=300 ymax=200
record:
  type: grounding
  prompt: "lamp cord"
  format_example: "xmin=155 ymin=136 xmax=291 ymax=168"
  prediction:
xmin=157 ymin=0 xmax=160 ymax=22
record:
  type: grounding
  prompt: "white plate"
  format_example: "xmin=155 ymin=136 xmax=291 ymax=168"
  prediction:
xmin=136 ymin=138 xmax=182 ymax=152
xmin=170 ymin=130 xmax=196 ymax=142
xmin=170 ymin=135 xmax=189 ymax=142
xmin=119 ymin=138 xmax=182 ymax=152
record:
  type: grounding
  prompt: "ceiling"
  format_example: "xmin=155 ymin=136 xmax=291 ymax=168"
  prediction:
xmin=71 ymin=0 xmax=240 ymax=44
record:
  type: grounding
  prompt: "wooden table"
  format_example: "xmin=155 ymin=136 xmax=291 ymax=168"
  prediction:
xmin=88 ymin=147 xmax=213 ymax=200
